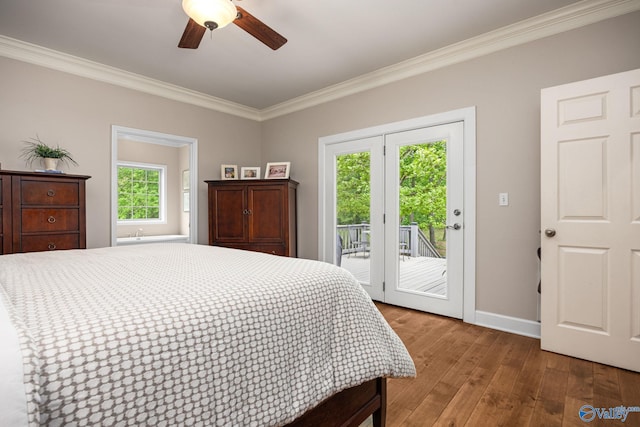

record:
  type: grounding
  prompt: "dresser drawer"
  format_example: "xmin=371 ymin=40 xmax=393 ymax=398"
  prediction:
xmin=20 ymin=234 xmax=80 ymax=252
xmin=21 ymin=181 xmax=80 ymax=206
xmin=21 ymin=209 xmax=79 ymax=232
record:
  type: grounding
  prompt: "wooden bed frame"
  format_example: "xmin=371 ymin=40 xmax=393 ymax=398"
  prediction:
xmin=287 ymin=377 xmax=386 ymax=427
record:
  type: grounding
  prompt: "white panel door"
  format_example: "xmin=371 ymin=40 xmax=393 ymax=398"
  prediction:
xmin=541 ymin=68 xmax=640 ymax=372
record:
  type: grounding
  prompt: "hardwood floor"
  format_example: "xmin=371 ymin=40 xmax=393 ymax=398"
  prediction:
xmin=376 ymin=303 xmax=640 ymax=427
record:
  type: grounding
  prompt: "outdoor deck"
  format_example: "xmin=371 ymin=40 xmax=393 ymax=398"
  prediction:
xmin=340 ymin=254 xmax=447 ymax=296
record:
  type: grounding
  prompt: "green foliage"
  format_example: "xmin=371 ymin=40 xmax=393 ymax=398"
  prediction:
xmin=20 ymin=135 xmax=78 ymax=167
xmin=117 ymin=166 xmax=161 ymax=221
xmin=336 ymin=141 xmax=447 ymax=233
xmin=336 ymin=152 xmax=370 ymax=224
xmin=398 ymin=141 xmax=447 ymax=230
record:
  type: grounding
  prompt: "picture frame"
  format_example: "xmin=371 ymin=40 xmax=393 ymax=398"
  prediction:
xmin=182 ymin=170 xmax=190 ymax=190
xmin=264 ymin=162 xmax=290 ymax=179
xmin=241 ymin=166 xmax=261 ymax=180
xmin=221 ymin=164 xmax=238 ymax=180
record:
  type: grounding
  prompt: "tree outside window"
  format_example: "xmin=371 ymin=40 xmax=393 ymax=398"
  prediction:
xmin=117 ymin=163 xmax=165 ymax=222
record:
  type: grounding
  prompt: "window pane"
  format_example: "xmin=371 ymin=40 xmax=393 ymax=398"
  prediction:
xmin=132 ymin=207 xmax=147 ymax=219
xmin=147 ymin=182 xmax=159 ymax=195
xmin=132 ymin=169 xmax=146 ymax=181
xmin=133 ymin=194 xmax=146 ymax=206
xmin=118 ymin=206 xmax=132 ymax=220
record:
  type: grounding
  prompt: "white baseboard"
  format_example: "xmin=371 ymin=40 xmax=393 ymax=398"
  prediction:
xmin=474 ymin=310 xmax=541 ymax=339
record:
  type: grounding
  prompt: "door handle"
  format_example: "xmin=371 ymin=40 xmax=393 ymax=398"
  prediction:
xmin=544 ymin=228 xmax=556 ymax=237
xmin=446 ymin=223 xmax=461 ymax=230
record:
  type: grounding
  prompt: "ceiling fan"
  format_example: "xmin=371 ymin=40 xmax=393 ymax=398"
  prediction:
xmin=178 ymin=0 xmax=287 ymax=50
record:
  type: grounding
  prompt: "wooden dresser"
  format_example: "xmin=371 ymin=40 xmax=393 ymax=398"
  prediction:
xmin=0 ymin=170 xmax=91 ymax=254
xmin=206 ymin=179 xmax=298 ymax=257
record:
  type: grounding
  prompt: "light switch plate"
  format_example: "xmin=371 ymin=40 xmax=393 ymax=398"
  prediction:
xmin=499 ymin=192 xmax=509 ymax=206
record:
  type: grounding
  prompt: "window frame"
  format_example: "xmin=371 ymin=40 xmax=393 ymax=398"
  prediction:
xmin=116 ymin=160 xmax=167 ymax=225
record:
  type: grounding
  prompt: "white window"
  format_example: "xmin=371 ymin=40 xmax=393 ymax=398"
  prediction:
xmin=117 ymin=161 xmax=166 ymax=224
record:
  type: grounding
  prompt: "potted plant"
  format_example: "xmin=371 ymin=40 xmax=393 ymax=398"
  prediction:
xmin=20 ymin=136 xmax=78 ymax=171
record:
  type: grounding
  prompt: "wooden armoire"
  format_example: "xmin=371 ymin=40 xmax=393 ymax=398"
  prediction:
xmin=206 ymin=179 xmax=298 ymax=257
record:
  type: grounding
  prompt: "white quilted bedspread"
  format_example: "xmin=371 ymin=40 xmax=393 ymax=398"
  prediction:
xmin=0 ymin=244 xmax=415 ymax=426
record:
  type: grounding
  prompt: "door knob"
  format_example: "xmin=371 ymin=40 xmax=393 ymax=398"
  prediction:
xmin=446 ymin=223 xmax=461 ymax=230
xmin=544 ymin=228 xmax=556 ymax=237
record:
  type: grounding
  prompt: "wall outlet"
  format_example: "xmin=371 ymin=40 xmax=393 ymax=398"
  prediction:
xmin=499 ymin=192 xmax=509 ymax=206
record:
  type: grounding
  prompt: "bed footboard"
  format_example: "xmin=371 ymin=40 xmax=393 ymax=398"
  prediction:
xmin=287 ymin=377 xmax=386 ymax=427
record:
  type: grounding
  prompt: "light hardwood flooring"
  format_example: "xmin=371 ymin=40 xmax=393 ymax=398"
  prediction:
xmin=376 ymin=303 xmax=640 ymax=427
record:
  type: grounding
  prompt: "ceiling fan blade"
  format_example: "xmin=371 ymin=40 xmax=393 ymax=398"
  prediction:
xmin=178 ymin=18 xmax=206 ymax=49
xmin=233 ymin=6 xmax=287 ymax=50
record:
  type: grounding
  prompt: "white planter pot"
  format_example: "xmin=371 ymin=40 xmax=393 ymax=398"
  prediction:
xmin=43 ymin=158 xmax=59 ymax=171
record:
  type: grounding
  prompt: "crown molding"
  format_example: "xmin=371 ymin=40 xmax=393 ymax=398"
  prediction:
xmin=1 ymin=0 xmax=638 ymax=122
xmin=0 ymin=35 xmax=262 ymax=121
xmin=260 ymin=0 xmax=640 ymax=120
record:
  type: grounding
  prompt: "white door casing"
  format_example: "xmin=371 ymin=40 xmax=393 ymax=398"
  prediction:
xmin=540 ymin=68 xmax=640 ymax=372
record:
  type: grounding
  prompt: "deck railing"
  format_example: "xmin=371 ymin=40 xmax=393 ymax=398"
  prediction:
xmin=337 ymin=222 xmax=441 ymax=258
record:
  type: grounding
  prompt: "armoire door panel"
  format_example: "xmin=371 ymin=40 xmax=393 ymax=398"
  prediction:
xmin=249 ymin=186 xmax=285 ymax=242
xmin=210 ymin=187 xmax=246 ymax=242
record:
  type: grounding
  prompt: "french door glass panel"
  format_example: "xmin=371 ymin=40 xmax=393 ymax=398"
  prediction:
xmin=326 ymin=136 xmax=384 ymax=301
xmin=396 ymin=141 xmax=448 ymax=296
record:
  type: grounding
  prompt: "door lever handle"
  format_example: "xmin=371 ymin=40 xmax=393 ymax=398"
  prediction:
xmin=446 ymin=223 xmax=461 ymax=230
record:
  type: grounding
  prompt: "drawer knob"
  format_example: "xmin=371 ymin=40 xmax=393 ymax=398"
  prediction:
xmin=47 ymin=216 xmax=56 ymax=224
xmin=47 ymin=189 xmax=56 ymax=197
xmin=47 ymin=243 xmax=57 ymax=250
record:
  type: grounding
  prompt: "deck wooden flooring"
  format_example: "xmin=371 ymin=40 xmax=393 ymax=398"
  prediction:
xmin=375 ymin=303 xmax=640 ymax=427
xmin=340 ymin=255 xmax=447 ymax=296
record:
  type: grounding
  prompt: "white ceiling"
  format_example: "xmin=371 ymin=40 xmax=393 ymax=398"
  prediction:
xmin=0 ymin=0 xmax=627 ymax=112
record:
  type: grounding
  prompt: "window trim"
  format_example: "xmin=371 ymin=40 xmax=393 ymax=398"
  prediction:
xmin=116 ymin=160 xmax=167 ymax=225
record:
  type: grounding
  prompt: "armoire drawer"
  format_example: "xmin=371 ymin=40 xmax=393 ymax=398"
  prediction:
xmin=21 ymin=209 xmax=79 ymax=232
xmin=20 ymin=180 xmax=80 ymax=205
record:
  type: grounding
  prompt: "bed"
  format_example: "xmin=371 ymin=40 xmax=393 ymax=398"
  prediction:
xmin=0 ymin=243 xmax=415 ymax=426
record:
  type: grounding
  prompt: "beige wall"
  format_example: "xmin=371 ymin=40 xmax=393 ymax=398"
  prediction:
xmin=260 ymin=11 xmax=640 ymax=321
xmin=0 ymin=11 xmax=638 ymax=323
xmin=0 ymin=58 xmax=262 ymax=248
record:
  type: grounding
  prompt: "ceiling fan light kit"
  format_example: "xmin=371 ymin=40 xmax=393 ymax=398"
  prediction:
xmin=182 ymin=0 xmax=237 ymax=31
xmin=178 ymin=0 xmax=287 ymax=50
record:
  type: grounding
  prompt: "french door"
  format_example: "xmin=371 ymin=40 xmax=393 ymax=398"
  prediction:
xmin=384 ymin=123 xmax=464 ymax=317
xmin=320 ymin=120 xmax=465 ymax=318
